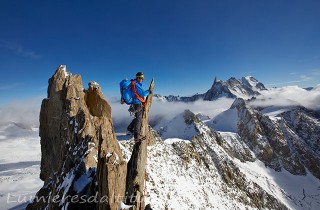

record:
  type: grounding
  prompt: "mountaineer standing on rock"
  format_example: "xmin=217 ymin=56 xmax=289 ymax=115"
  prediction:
xmin=120 ymin=72 xmax=152 ymax=144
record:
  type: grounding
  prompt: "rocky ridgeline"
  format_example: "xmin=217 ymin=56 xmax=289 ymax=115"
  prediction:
xmin=120 ymin=109 xmax=289 ymax=209
xmin=232 ymin=98 xmax=320 ymax=179
xmin=203 ymin=76 xmax=267 ymax=100
xmin=27 ymin=66 xmax=154 ymax=210
xmin=161 ymin=76 xmax=267 ymax=102
xmin=129 ymin=104 xmax=319 ymax=209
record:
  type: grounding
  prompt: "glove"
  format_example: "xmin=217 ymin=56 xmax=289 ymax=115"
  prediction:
xmin=148 ymin=89 xmax=153 ymax=94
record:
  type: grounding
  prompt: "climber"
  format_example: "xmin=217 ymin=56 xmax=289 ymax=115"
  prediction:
xmin=125 ymin=72 xmax=152 ymax=144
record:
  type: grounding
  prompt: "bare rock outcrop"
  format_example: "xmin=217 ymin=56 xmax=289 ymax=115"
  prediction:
xmin=233 ymin=98 xmax=320 ymax=179
xmin=27 ymin=66 xmax=127 ymax=210
xmin=125 ymin=79 xmax=154 ymax=210
xmin=140 ymin=108 xmax=288 ymax=209
xmin=186 ymin=110 xmax=288 ymax=209
xmin=280 ymin=107 xmax=320 ymax=178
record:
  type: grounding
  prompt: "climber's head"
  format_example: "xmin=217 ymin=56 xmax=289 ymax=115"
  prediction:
xmin=136 ymin=72 xmax=144 ymax=82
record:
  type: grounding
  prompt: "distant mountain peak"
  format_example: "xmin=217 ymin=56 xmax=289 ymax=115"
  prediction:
xmin=203 ymin=76 xmax=266 ymax=101
xmin=157 ymin=76 xmax=267 ymax=102
xmin=160 ymin=76 xmax=267 ymax=102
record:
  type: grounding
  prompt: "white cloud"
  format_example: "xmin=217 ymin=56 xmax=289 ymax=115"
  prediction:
xmin=150 ymin=98 xmax=234 ymax=119
xmin=267 ymin=69 xmax=320 ymax=87
xmin=249 ymin=86 xmax=320 ymax=110
xmin=313 ymin=84 xmax=320 ymax=91
xmin=0 ymin=83 xmax=22 ymax=90
xmin=0 ymin=97 xmax=42 ymax=129
xmin=311 ymin=69 xmax=320 ymax=76
xmin=3 ymin=86 xmax=318 ymax=133
xmin=299 ymin=75 xmax=312 ymax=82
xmin=0 ymin=40 xmax=41 ymax=59
xmin=109 ymin=98 xmax=235 ymax=132
xmin=266 ymin=76 xmax=312 ymax=86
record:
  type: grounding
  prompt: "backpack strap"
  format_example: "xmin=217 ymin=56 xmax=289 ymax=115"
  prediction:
xmin=131 ymin=80 xmax=146 ymax=105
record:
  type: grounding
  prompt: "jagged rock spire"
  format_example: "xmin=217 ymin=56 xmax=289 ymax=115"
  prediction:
xmin=125 ymin=78 xmax=155 ymax=210
xmin=28 ymin=66 xmax=127 ymax=210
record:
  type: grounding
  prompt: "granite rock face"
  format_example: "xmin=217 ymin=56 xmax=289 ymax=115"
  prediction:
xmin=27 ymin=66 xmax=127 ymax=210
xmin=233 ymin=98 xmax=320 ymax=179
xmin=125 ymin=79 xmax=155 ymax=210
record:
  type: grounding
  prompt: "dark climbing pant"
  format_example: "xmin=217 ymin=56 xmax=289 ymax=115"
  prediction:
xmin=127 ymin=104 xmax=144 ymax=139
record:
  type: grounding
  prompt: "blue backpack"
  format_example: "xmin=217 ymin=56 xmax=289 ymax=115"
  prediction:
xmin=120 ymin=79 xmax=133 ymax=104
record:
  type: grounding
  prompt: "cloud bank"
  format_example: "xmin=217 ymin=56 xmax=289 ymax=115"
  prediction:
xmin=0 ymin=97 xmax=42 ymax=129
xmin=0 ymin=40 xmax=41 ymax=59
xmin=1 ymin=85 xmax=319 ymax=131
xmin=110 ymin=98 xmax=235 ymax=132
xmin=249 ymin=85 xmax=320 ymax=110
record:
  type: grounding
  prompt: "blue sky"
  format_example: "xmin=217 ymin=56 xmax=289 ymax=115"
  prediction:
xmin=0 ymin=0 xmax=319 ymax=105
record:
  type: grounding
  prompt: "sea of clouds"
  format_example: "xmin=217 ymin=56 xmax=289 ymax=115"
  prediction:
xmin=0 ymin=85 xmax=319 ymax=130
xmin=249 ymin=85 xmax=320 ymax=110
xmin=0 ymin=96 xmax=42 ymax=129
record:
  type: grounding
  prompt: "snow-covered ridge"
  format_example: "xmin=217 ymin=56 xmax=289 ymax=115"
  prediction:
xmin=146 ymin=99 xmax=320 ymax=209
xmin=157 ymin=76 xmax=267 ymax=102
xmin=119 ymin=107 xmax=320 ymax=209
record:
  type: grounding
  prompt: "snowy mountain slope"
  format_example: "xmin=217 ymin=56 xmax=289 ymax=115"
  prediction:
xmin=241 ymin=76 xmax=267 ymax=92
xmin=153 ymin=110 xmax=199 ymax=140
xmin=0 ymin=124 xmax=42 ymax=210
xmin=208 ymin=108 xmax=239 ymax=132
xmin=229 ymin=98 xmax=320 ymax=180
xmin=1 ymin=113 xmax=319 ymax=210
xmin=119 ymin=110 xmax=320 ymax=210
